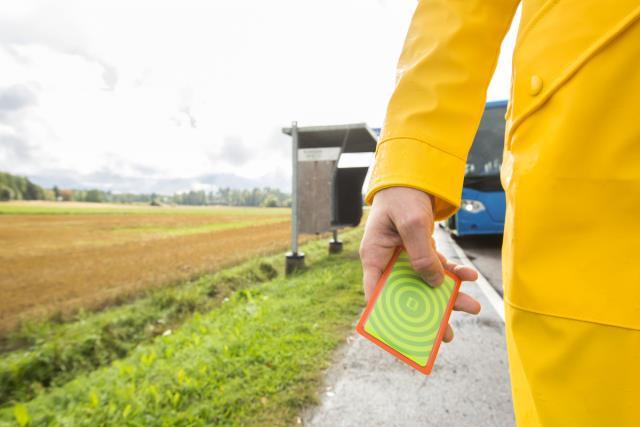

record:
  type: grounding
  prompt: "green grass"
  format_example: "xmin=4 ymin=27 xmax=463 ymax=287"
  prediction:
xmin=0 ymin=229 xmax=365 ymax=426
xmin=0 ymin=203 xmax=288 ymax=216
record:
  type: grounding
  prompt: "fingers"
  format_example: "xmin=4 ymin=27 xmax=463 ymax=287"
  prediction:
xmin=437 ymin=249 xmax=480 ymax=344
xmin=361 ymin=257 xmax=390 ymax=302
xmin=436 ymin=249 xmax=479 ymax=282
xmin=443 ymin=292 xmax=481 ymax=344
xmin=360 ymin=241 xmax=396 ymax=302
xmin=395 ymin=215 xmax=445 ymax=287
xmin=453 ymin=291 xmax=481 ymax=314
xmin=359 ymin=212 xmax=402 ymax=301
xmin=443 ymin=324 xmax=454 ymax=343
xmin=448 ymin=263 xmax=478 ymax=282
xmin=443 ymin=293 xmax=481 ymax=344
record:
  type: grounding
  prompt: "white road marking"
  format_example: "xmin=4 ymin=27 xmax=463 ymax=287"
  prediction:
xmin=447 ymin=234 xmax=505 ymax=323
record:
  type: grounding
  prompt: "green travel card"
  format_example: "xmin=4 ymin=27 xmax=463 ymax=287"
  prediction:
xmin=357 ymin=249 xmax=460 ymax=373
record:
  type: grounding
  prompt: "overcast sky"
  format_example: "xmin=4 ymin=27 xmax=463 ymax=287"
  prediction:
xmin=0 ymin=0 xmax=520 ymax=194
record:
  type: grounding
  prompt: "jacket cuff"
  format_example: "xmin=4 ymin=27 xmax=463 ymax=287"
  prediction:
xmin=364 ymin=138 xmax=465 ymax=221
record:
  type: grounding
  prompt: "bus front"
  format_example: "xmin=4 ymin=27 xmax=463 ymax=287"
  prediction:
xmin=447 ymin=100 xmax=507 ymax=236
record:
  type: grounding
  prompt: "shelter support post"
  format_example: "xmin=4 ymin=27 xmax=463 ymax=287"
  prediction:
xmin=329 ymin=229 xmax=342 ymax=254
xmin=286 ymin=121 xmax=305 ymax=275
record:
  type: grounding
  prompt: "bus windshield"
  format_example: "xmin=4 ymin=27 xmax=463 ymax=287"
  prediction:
xmin=464 ymin=104 xmax=506 ymax=190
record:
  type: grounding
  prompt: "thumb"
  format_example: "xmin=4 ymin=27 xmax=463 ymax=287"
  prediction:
xmin=395 ymin=214 xmax=445 ymax=287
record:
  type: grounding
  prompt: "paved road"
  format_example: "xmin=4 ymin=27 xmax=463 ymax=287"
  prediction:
xmin=304 ymin=228 xmax=513 ymax=427
xmin=452 ymin=232 xmax=503 ymax=296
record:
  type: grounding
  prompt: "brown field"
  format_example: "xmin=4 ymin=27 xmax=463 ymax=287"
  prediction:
xmin=0 ymin=202 xmax=303 ymax=334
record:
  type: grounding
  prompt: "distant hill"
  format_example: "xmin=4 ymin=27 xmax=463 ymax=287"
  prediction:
xmin=27 ymin=170 xmax=289 ymax=194
xmin=0 ymin=172 xmax=46 ymax=201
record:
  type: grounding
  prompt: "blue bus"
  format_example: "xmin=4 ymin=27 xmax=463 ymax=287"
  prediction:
xmin=445 ymin=100 xmax=507 ymax=236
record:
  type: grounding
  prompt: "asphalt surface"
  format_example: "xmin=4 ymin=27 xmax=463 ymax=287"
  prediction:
xmin=303 ymin=228 xmax=513 ymax=427
xmin=452 ymin=232 xmax=504 ymax=296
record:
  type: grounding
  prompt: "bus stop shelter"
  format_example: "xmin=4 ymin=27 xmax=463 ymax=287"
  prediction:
xmin=282 ymin=122 xmax=378 ymax=273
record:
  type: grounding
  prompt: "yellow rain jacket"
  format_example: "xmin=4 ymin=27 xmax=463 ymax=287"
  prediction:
xmin=366 ymin=0 xmax=640 ymax=425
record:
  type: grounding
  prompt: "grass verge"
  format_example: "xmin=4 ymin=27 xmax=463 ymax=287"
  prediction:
xmin=0 ymin=229 xmax=364 ymax=426
xmin=0 ymin=252 xmax=278 ymax=406
xmin=0 ymin=228 xmax=363 ymax=412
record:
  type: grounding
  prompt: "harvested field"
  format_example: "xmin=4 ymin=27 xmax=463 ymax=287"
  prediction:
xmin=0 ymin=202 xmax=300 ymax=334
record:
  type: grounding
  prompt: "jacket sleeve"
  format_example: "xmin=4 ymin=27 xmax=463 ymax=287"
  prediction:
xmin=366 ymin=0 xmax=520 ymax=220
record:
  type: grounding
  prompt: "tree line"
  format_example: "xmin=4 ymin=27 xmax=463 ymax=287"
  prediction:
xmin=0 ymin=172 xmax=46 ymax=201
xmin=0 ymin=172 xmax=290 ymax=207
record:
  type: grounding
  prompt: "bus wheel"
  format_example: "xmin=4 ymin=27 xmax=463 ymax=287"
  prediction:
xmin=447 ymin=215 xmax=456 ymax=232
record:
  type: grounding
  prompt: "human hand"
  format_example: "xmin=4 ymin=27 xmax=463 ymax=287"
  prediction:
xmin=359 ymin=187 xmax=481 ymax=342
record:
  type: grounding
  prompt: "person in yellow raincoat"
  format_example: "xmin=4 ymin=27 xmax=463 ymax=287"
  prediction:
xmin=359 ymin=0 xmax=640 ymax=425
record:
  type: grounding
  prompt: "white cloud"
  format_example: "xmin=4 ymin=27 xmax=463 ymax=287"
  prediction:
xmin=0 ymin=0 xmax=518 ymax=193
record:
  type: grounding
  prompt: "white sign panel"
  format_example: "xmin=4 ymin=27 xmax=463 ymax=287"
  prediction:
xmin=298 ymin=147 xmax=341 ymax=162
